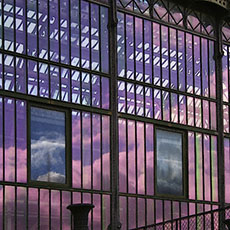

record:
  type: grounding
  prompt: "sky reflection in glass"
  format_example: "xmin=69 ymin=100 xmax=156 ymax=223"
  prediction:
xmin=156 ymin=129 xmax=183 ymax=196
xmin=30 ymin=107 xmax=66 ymax=183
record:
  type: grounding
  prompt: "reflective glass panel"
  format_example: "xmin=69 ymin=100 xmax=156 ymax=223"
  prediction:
xmin=156 ymin=129 xmax=183 ymax=196
xmin=30 ymin=107 xmax=66 ymax=183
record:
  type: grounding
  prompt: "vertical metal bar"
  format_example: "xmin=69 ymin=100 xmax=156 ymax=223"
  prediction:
xmin=91 ymin=113 xmax=93 ymax=190
xmin=99 ymin=6 xmax=102 ymax=73
xmin=60 ymin=191 xmax=62 ymax=230
xmin=100 ymin=114 xmax=103 ymax=191
xmin=214 ymin=16 xmax=225 ymax=229
xmin=89 ymin=2 xmax=92 ymax=71
xmin=108 ymin=0 xmax=120 ymax=229
xmin=80 ymin=111 xmax=83 ymax=189
xmin=38 ymin=188 xmax=40 ymax=230
xmin=211 ymin=211 xmax=214 ymax=230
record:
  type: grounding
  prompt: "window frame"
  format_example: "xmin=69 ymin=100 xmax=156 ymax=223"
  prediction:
xmin=27 ymin=103 xmax=72 ymax=188
xmin=154 ymin=126 xmax=188 ymax=199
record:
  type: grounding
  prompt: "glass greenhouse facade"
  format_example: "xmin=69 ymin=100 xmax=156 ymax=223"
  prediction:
xmin=0 ymin=0 xmax=230 ymax=229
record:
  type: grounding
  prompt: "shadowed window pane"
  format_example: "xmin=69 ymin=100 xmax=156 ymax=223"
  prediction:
xmin=30 ymin=107 xmax=66 ymax=183
xmin=156 ymin=129 xmax=183 ymax=196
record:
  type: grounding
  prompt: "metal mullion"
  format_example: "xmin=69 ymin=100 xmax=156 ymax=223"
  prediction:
xmin=2 ymin=97 xmax=5 ymax=182
xmin=194 ymin=131 xmax=197 ymax=201
xmin=142 ymin=18 xmax=145 ymax=84
xmin=100 ymin=194 xmax=103 ymax=230
xmin=49 ymin=189 xmax=51 ymax=230
xmin=1 ymin=0 xmax=4 ymax=51
xmin=179 ymin=201 xmax=182 ymax=230
xmin=36 ymin=0 xmax=40 ymax=97
xmin=80 ymin=72 xmax=82 ymax=105
xmin=177 ymin=92 xmax=180 ymax=125
xmin=201 ymin=99 xmax=204 ymax=129
xmin=176 ymin=29 xmax=179 ymax=91
xmin=136 ymin=197 xmax=138 ymax=229
xmin=169 ymin=91 xmax=172 ymax=123
xmin=145 ymin=198 xmax=147 ymax=228
xmin=200 ymin=37 xmax=203 ymax=97
xmin=91 ymin=112 xmax=93 ymax=190
xmin=47 ymin=0 xmax=50 ymax=62
xmin=15 ymin=186 xmax=17 ymax=230
xmin=184 ymin=31 xmax=188 ymax=95
xmin=79 ymin=0 xmax=82 ymax=69
xmin=125 ymin=81 xmax=127 ymax=114
xmin=162 ymin=200 xmax=165 ymax=225
xmin=153 ymin=199 xmax=156 ymax=226
xmin=100 ymin=114 xmax=103 ymax=191
xmin=100 ymin=75 xmax=102 ymax=109
xmin=168 ymin=26 xmax=171 ymax=90
xmin=202 ymin=133 xmax=205 ymax=201
xmin=133 ymin=15 xmax=136 ymax=83
xmin=192 ymin=35 xmax=195 ymax=95
xmin=70 ymin=191 xmax=73 ymax=230
xmin=14 ymin=98 xmax=17 ymax=184
xmin=68 ymin=0 xmax=72 ymax=103
xmin=170 ymin=200 xmax=173 ymax=230
xmin=228 ymin=46 xmax=230 ymax=104
xmin=80 ymin=111 xmax=83 ymax=189
xmin=159 ymin=24 xmax=162 ymax=88
xmin=89 ymin=2 xmax=92 ymax=71
xmin=160 ymin=90 xmax=163 ymax=121
xmin=126 ymin=119 xmax=128 ymax=194
xmin=135 ymin=120 xmax=137 ymax=196
xmin=91 ymin=193 xmax=93 ymax=230
xmin=38 ymin=188 xmax=40 ymax=230
xmin=151 ymin=19 xmax=154 ymax=85
xmin=26 ymin=187 xmax=28 ymax=230
xmin=59 ymin=66 xmax=62 ymax=101
xmin=99 ymin=6 xmax=102 ymax=73
xmin=144 ymin=122 xmax=147 ymax=196
xmin=60 ymin=191 xmax=62 ymax=230
xmin=127 ymin=196 xmax=129 ymax=230
xmin=207 ymin=40 xmax=211 ymax=98
xmin=2 ymin=185 xmax=5 ymax=230
xmin=13 ymin=0 xmax=16 ymax=92
xmin=124 ymin=14 xmax=127 ymax=79
xmin=58 ymin=0 xmax=62 ymax=102
xmin=193 ymin=97 xmax=196 ymax=128
xmin=90 ymin=75 xmax=92 ymax=107
xmin=58 ymin=0 xmax=61 ymax=64
xmin=210 ymin=134 xmax=213 ymax=204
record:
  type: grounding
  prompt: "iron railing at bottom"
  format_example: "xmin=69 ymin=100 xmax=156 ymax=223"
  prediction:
xmin=130 ymin=206 xmax=230 ymax=230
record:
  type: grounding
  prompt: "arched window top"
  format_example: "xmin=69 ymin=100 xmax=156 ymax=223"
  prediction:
xmin=117 ymin=0 xmax=150 ymax=15
xmin=223 ymin=21 xmax=230 ymax=43
xmin=116 ymin=0 xmax=215 ymax=37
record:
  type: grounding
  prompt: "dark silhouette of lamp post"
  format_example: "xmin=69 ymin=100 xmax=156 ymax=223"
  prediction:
xmin=67 ymin=203 xmax=94 ymax=230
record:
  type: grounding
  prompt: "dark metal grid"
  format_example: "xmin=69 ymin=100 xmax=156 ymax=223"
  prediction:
xmin=1 ymin=0 xmax=110 ymax=73
xmin=0 ymin=0 xmax=228 ymax=229
xmin=0 ymin=184 xmax=111 ymax=230
xmin=116 ymin=0 xmax=215 ymax=37
xmin=130 ymin=205 xmax=230 ymax=230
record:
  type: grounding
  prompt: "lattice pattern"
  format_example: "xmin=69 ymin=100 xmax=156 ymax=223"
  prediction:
xmin=117 ymin=0 xmax=150 ymax=15
xmin=116 ymin=0 xmax=214 ymax=37
xmin=223 ymin=21 xmax=230 ymax=42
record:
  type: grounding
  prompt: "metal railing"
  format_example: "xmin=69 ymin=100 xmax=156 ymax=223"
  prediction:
xmin=131 ymin=206 xmax=230 ymax=230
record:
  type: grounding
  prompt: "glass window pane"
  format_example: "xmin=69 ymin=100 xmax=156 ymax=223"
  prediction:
xmin=30 ymin=107 xmax=66 ymax=183
xmin=156 ymin=129 xmax=183 ymax=196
